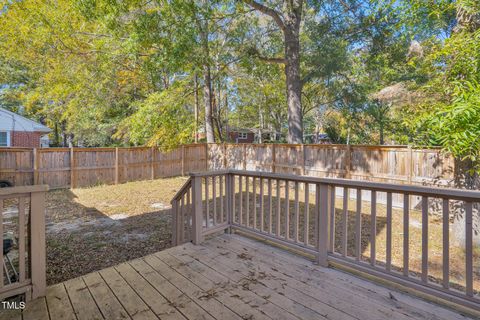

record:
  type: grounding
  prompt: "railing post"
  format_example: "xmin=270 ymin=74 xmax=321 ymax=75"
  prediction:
xmin=191 ymin=175 xmax=204 ymax=244
xmin=30 ymin=190 xmax=47 ymax=299
xmin=316 ymin=183 xmax=330 ymax=267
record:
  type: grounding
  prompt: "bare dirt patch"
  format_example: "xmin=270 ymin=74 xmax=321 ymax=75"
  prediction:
xmin=46 ymin=177 xmax=188 ymax=285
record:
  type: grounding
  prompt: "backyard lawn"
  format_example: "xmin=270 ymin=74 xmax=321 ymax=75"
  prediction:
xmin=45 ymin=177 xmax=187 ymax=285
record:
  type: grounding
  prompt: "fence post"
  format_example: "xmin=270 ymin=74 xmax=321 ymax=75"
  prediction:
xmin=345 ymin=145 xmax=352 ymax=179
xmin=33 ymin=148 xmax=39 ymax=185
xmin=191 ymin=175 xmax=204 ymax=244
xmin=272 ymin=144 xmax=276 ymax=173
xmin=181 ymin=145 xmax=186 ymax=176
xmin=205 ymin=144 xmax=209 ymax=171
xmin=70 ymin=147 xmax=75 ymax=188
xmin=316 ymin=183 xmax=330 ymax=267
xmin=115 ymin=147 xmax=119 ymax=184
xmin=301 ymin=144 xmax=306 ymax=175
xmin=243 ymin=144 xmax=247 ymax=170
xmin=407 ymin=145 xmax=413 ymax=184
xmin=150 ymin=147 xmax=155 ymax=180
xmin=223 ymin=143 xmax=227 ymax=169
xmin=30 ymin=189 xmax=47 ymax=299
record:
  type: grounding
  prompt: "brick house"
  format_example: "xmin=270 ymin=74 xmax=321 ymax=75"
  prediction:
xmin=0 ymin=107 xmax=51 ymax=148
xmin=228 ymin=129 xmax=255 ymax=143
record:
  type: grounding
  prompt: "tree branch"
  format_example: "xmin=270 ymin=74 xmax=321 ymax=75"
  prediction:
xmin=243 ymin=0 xmax=286 ymax=32
xmin=258 ymin=56 xmax=287 ymax=64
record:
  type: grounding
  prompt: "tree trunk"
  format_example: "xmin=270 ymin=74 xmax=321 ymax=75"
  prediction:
xmin=203 ymin=65 xmax=215 ymax=143
xmin=284 ymin=22 xmax=302 ymax=143
xmin=194 ymin=73 xmax=199 ymax=143
xmin=379 ymin=123 xmax=384 ymax=145
xmin=243 ymin=0 xmax=304 ymax=144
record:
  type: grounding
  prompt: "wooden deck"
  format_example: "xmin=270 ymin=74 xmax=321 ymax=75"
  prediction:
xmin=2 ymin=234 xmax=474 ymax=320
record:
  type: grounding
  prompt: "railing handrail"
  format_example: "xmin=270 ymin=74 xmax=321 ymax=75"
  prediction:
xmin=0 ymin=185 xmax=49 ymax=196
xmin=171 ymin=177 xmax=192 ymax=203
xmin=190 ymin=170 xmax=480 ymax=201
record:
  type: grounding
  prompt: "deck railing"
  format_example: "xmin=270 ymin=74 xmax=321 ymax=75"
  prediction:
xmin=172 ymin=170 xmax=480 ymax=311
xmin=0 ymin=185 xmax=48 ymax=301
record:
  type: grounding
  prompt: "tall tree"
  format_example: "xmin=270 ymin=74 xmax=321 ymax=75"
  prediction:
xmin=243 ymin=0 xmax=303 ymax=143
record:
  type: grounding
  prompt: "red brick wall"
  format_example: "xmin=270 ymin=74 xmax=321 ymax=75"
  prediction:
xmin=228 ymin=132 xmax=255 ymax=143
xmin=11 ymin=131 xmax=43 ymax=148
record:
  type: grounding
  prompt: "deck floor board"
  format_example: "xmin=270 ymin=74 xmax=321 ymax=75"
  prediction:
xmin=9 ymin=234 xmax=475 ymax=320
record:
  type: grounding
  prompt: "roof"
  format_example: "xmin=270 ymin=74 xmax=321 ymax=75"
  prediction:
xmin=0 ymin=107 xmax=51 ymax=133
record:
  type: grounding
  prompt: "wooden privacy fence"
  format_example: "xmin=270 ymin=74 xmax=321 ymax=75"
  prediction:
xmin=0 ymin=185 xmax=48 ymax=301
xmin=171 ymin=170 xmax=480 ymax=312
xmin=0 ymin=145 xmax=207 ymax=188
xmin=1 ymin=144 xmax=455 ymax=189
xmin=208 ymin=144 xmax=455 ymax=186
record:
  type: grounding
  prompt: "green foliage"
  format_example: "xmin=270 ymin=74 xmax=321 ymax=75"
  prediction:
xmin=421 ymin=81 xmax=480 ymax=171
xmin=116 ymin=82 xmax=194 ymax=150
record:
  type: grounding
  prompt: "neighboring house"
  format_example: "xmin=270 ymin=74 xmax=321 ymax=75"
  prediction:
xmin=0 ymin=107 xmax=51 ymax=148
xmin=228 ymin=128 xmax=255 ymax=143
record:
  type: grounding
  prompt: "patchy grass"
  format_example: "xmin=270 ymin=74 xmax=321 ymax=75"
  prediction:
xmin=46 ymin=176 xmax=188 ymax=285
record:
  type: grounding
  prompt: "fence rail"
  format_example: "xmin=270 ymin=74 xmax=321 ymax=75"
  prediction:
xmin=0 ymin=185 xmax=48 ymax=301
xmin=172 ymin=170 xmax=480 ymax=312
xmin=0 ymin=143 xmax=456 ymax=190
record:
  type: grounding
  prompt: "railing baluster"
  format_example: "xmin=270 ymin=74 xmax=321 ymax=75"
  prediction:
xmin=18 ymin=196 xmax=26 ymax=282
xmin=268 ymin=178 xmax=272 ymax=234
xmin=465 ymin=201 xmax=473 ymax=297
xmin=219 ymin=176 xmax=224 ymax=223
xmin=421 ymin=196 xmax=428 ymax=283
xmin=442 ymin=198 xmax=449 ymax=289
xmin=285 ymin=181 xmax=290 ymax=240
xmin=329 ymin=186 xmax=335 ymax=253
xmin=172 ymin=200 xmax=178 ymax=245
xmin=355 ymin=189 xmax=362 ymax=261
xmin=403 ymin=194 xmax=409 ymax=277
xmin=342 ymin=188 xmax=348 ymax=257
xmin=180 ymin=193 xmax=185 ymax=242
xmin=253 ymin=177 xmax=257 ymax=229
xmin=239 ymin=176 xmax=243 ymax=225
xmin=205 ymin=177 xmax=209 ymax=229
xmin=304 ymin=183 xmax=309 ymax=246
xmin=294 ymin=182 xmax=299 ymax=243
xmin=276 ymin=179 xmax=281 ymax=236
xmin=386 ymin=192 xmax=392 ymax=272
xmin=232 ymin=175 xmax=236 ymax=223
xmin=246 ymin=176 xmax=250 ymax=228
xmin=187 ymin=188 xmax=191 ymax=241
xmin=260 ymin=177 xmax=264 ymax=232
xmin=212 ymin=176 xmax=217 ymax=226
xmin=370 ymin=191 xmax=376 ymax=266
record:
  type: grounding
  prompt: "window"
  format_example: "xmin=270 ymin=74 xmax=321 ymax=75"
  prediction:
xmin=238 ymin=132 xmax=248 ymax=139
xmin=0 ymin=132 xmax=8 ymax=147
